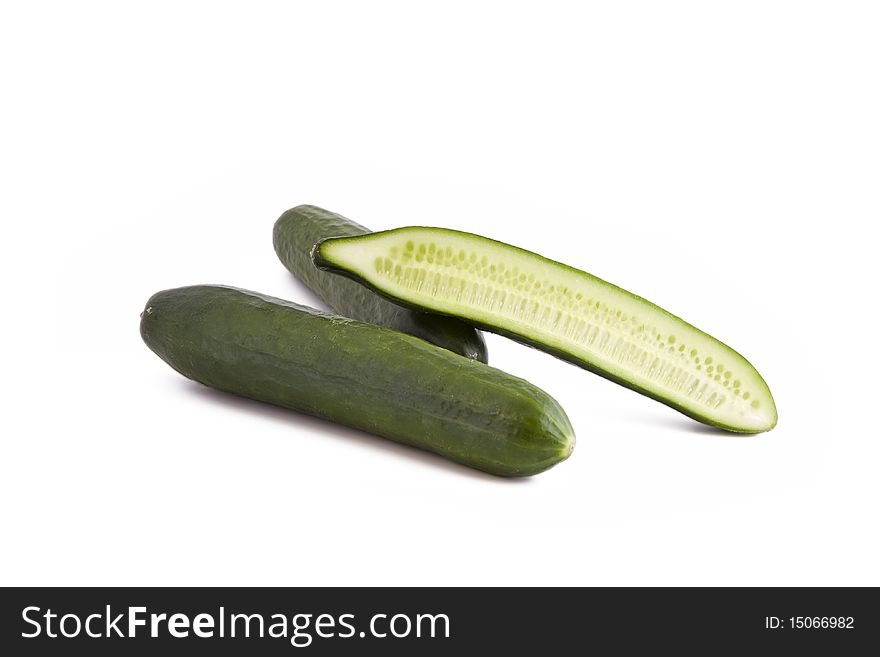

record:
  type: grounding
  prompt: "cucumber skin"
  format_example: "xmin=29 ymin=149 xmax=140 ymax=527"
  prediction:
xmin=140 ymin=285 xmax=573 ymax=477
xmin=313 ymin=230 xmax=777 ymax=434
xmin=273 ymin=205 xmax=487 ymax=363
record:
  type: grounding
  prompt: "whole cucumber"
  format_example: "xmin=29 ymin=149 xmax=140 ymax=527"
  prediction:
xmin=140 ymin=285 xmax=573 ymax=476
xmin=273 ymin=205 xmax=488 ymax=362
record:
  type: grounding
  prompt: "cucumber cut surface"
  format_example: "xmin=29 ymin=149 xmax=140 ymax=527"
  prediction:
xmin=313 ymin=228 xmax=777 ymax=433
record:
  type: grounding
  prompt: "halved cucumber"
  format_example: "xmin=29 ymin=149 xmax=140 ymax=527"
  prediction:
xmin=313 ymin=227 xmax=777 ymax=433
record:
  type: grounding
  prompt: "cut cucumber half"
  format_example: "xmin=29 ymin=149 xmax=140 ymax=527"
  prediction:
xmin=313 ymin=227 xmax=777 ymax=433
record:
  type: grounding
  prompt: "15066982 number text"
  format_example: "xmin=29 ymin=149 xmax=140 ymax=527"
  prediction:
xmin=790 ymin=617 xmax=854 ymax=629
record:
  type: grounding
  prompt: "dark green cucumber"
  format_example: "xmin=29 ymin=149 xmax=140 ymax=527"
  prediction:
xmin=313 ymin=227 xmax=778 ymax=433
xmin=140 ymin=285 xmax=573 ymax=476
xmin=273 ymin=205 xmax=487 ymax=362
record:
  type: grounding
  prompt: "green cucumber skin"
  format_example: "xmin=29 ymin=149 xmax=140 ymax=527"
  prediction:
xmin=140 ymin=285 xmax=573 ymax=477
xmin=313 ymin=229 xmax=777 ymax=434
xmin=273 ymin=205 xmax=487 ymax=362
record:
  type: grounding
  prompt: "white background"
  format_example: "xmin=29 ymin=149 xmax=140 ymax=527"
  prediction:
xmin=2 ymin=1 xmax=877 ymax=586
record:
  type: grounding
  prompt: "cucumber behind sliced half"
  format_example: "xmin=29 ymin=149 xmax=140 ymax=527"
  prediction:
xmin=313 ymin=227 xmax=777 ymax=433
xmin=273 ymin=205 xmax=488 ymax=362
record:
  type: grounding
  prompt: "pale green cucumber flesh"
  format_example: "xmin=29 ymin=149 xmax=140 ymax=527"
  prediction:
xmin=313 ymin=227 xmax=777 ymax=433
